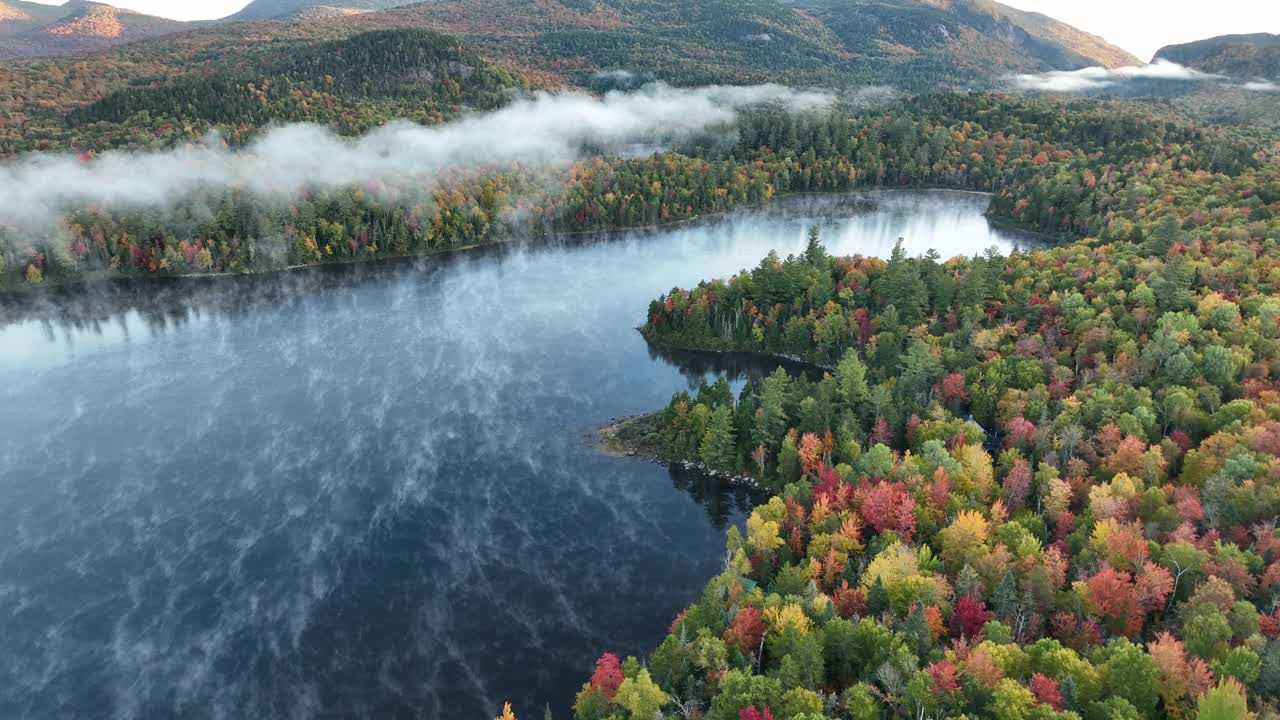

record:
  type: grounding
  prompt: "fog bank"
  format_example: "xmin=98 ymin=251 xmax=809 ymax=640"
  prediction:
xmin=0 ymin=83 xmax=831 ymax=230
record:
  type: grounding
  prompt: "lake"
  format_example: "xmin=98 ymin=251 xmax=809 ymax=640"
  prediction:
xmin=0 ymin=191 xmax=1040 ymax=719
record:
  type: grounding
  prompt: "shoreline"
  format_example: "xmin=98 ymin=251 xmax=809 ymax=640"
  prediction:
xmin=591 ymin=413 xmax=770 ymax=493
xmin=0 ymin=186 xmax=1036 ymax=298
xmin=641 ymin=331 xmax=837 ymax=375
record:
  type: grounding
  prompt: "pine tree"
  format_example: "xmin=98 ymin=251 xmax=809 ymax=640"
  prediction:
xmin=835 ymin=348 xmax=869 ymax=415
xmin=877 ymin=239 xmax=927 ymax=325
xmin=955 ymin=564 xmax=982 ymax=599
xmin=804 ymin=226 xmax=828 ymax=268
xmin=1143 ymin=214 xmax=1183 ymax=256
xmin=992 ymin=571 xmax=1019 ymax=621
xmin=903 ymin=604 xmax=932 ymax=657
xmin=778 ymin=434 xmax=802 ymax=487
xmin=1060 ymin=675 xmax=1079 ymax=713
xmin=868 ymin=576 xmax=890 ymax=615
xmin=700 ymin=404 xmax=737 ymax=469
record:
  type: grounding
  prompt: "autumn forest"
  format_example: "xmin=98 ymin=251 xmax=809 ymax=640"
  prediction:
xmin=2 ymin=4 xmax=1280 ymax=720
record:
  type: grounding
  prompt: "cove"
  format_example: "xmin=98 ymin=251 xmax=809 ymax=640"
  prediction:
xmin=0 ymin=190 xmax=1041 ymax=719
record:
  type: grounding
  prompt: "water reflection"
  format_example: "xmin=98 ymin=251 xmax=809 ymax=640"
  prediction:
xmin=666 ymin=462 xmax=761 ymax=532
xmin=646 ymin=343 xmax=829 ymax=387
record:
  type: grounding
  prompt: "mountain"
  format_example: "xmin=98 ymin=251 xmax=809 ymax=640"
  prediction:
xmin=0 ymin=0 xmax=1145 ymax=153
xmin=70 ymin=27 xmax=524 ymax=129
xmin=1154 ymin=33 xmax=1280 ymax=79
xmin=227 ymin=0 xmax=419 ymax=20
xmin=295 ymin=0 xmax=1141 ymax=91
xmin=0 ymin=0 xmax=69 ymax=32
xmin=0 ymin=0 xmax=187 ymax=59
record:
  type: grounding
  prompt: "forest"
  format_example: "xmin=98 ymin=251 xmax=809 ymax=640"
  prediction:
xmin=537 ymin=79 xmax=1280 ymax=720
xmin=2 ymin=91 xmax=1271 ymax=289
xmin=3 ymin=22 xmax=1280 ymax=720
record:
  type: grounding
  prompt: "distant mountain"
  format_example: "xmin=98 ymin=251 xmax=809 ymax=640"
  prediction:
xmin=0 ymin=0 xmax=69 ymax=32
xmin=1154 ymin=33 xmax=1280 ymax=79
xmin=0 ymin=0 xmax=1149 ymax=152
xmin=333 ymin=0 xmax=1142 ymax=91
xmin=226 ymin=0 xmax=418 ymax=21
xmin=0 ymin=0 xmax=187 ymax=59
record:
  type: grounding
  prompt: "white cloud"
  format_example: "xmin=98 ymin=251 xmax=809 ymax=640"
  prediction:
xmin=1008 ymin=59 xmax=1223 ymax=93
xmin=0 ymin=83 xmax=831 ymax=231
xmin=1241 ymin=80 xmax=1280 ymax=92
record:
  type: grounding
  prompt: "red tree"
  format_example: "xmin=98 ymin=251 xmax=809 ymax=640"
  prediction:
xmin=1030 ymin=673 xmax=1064 ymax=710
xmin=724 ymin=607 xmax=765 ymax=654
xmin=858 ymin=479 xmax=917 ymax=541
xmin=833 ymin=581 xmax=867 ymax=618
xmin=1081 ymin=565 xmax=1142 ymax=637
xmin=589 ymin=653 xmax=624 ymax=701
xmin=1002 ymin=460 xmax=1032 ymax=511
xmin=951 ymin=595 xmax=990 ymax=639
xmin=870 ymin=416 xmax=893 ymax=447
xmin=928 ymin=660 xmax=960 ymax=694
xmin=941 ymin=373 xmax=969 ymax=402
xmin=1134 ymin=561 xmax=1174 ymax=613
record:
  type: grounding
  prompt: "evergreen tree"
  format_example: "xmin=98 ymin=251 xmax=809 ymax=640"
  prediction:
xmin=701 ymin=404 xmax=737 ymax=469
xmin=1143 ymin=214 xmax=1183 ymax=256
xmin=991 ymin=571 xmax=1019 ymax=621
xmin=902 ymin=604 xmax=932 ymax=658
xmin=955 ymin=564 xmax=982 ymax=599
xmin=778 ymin=434 xmax=801 ymax=487
xmin=755 ymin=368 xmax=791 ymax=451
xmin=1059 ymin=675 xmax=1079 ymax=713
xmin=835 ymin=348 xmax=869 ymax=416
xmin=804 ymin=226 xmax=828 ymax=268
xmin=868 ymin=576 xmax=890 ymax=616
xmin=876 ymin=239 xmax=927 ymax=325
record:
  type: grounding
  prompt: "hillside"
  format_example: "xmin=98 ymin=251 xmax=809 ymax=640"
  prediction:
xmin=231 ymin=0 xmax=1140 ymax=89
xmin=0 ymin=0 xmax=69 ymax=32
xmin=307 ymin=0 xmax=1140 ymax=90
xmin=227 ymin=0 xmax=418 ymax=20
xmin=0 ymin=0 xmax=1142 ymax=152
xmin=792 ymin=0 xmax=1139 ymax=75
xmin=0 ymin=0 xmax=188 ymax=60
xmin=68 ymin=28 xmax=526 ymax=135
xmin=1155 ymin=33 xmax=1280 ymax=79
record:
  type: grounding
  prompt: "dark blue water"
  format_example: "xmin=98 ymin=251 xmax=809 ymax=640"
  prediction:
xmin=0 ymin=191 xmax=1037 ymax=720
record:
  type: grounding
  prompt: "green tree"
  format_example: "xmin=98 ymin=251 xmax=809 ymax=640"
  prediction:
xmin=877 ymin=240 xmax=927 ymax=325
xmin=1195 ymin=678 xmax=1255 ymax=720
xmin=615 ymin=669 xmax=668 ymax=719
xmin=701 ymin=404 xmax=737 ymax=469
xmin=804 ymin=226 xmax=828 ymax=268
xmin=1101 ymin=640 xmax=1161 ymax=719
xmin=835 ymin=348 xmax=869 ymax=415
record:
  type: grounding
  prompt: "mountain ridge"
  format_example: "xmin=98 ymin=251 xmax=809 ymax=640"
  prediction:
xmin=227 ymin=0 xmax=419 ymax=20
xmin=0 ymin=0 xmax=188 ymax=59
xmin=1154 ymin=33 xmax=1280 ymax=79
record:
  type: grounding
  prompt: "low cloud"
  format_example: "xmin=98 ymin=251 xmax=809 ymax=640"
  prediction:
xmin=589 ymin=69 xmax=637 ymax=83
xmin=1008 ymin=59 xmax=1223 ymax=93
xmin=1241 ymin=80 xmax=1280 ymax=93
xmin=0 ymin=83 xmax=831 ymax=231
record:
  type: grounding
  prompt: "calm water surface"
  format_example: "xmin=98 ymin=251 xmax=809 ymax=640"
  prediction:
xmin=0 ymin=191 xmax=1038 ymax=719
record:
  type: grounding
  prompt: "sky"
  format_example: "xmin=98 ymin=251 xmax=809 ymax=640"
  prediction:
xmin=999 ymin=0 xmax=1280 ymax=61
xmin=22 ymin=0 xmax=1280 ymax=62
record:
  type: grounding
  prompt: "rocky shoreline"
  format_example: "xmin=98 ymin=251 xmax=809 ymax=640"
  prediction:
xmin=592 ymin=414 xmax=768 ymax=492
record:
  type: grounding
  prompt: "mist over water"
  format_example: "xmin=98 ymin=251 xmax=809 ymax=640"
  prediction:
xmin=0 ymin=191 xmax=1037 ymax=719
